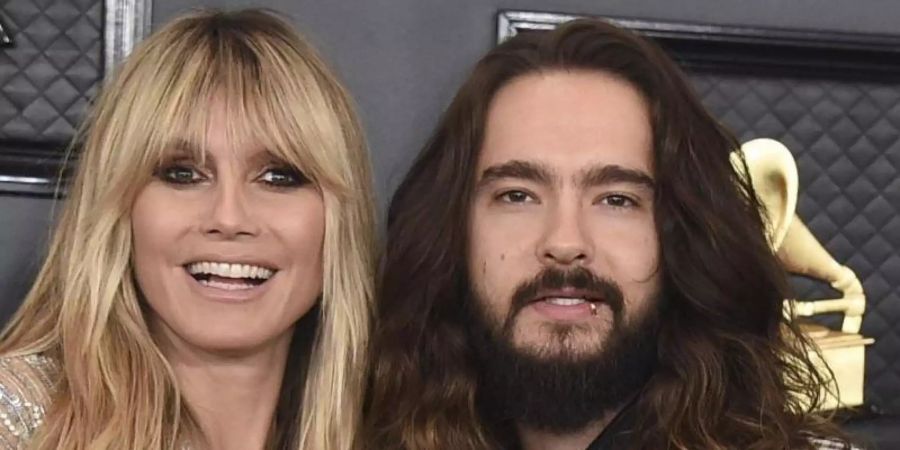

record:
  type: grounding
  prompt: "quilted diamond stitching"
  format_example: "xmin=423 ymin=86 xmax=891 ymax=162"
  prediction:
xmin=0 ymin=0 xmax=102 ymax=144
xmin=691 ymin=72 xmax=900 ymax=413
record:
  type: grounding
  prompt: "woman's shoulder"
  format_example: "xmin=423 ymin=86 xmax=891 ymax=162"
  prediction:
xmin=0 ymin=353 xmax=59 ymax=447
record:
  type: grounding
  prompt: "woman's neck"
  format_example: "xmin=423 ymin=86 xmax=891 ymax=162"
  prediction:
xmin=156 ymin=328 xmax=295 ymax=450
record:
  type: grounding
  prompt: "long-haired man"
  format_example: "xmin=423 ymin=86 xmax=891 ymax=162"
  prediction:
xmin=366 ymin=19 xmax=857 ymax=450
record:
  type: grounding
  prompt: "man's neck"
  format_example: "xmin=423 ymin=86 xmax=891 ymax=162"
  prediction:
xmin=517 ymin=405 xmax=623 ymax=450
xmin=155 ymin=326 xmax=295 ymax=450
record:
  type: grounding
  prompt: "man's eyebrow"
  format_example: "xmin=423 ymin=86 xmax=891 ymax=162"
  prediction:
xmin=579 ymin=164 xmax=656 ymax=191
xmin=477 ymin=160 xmax=555 ymax=187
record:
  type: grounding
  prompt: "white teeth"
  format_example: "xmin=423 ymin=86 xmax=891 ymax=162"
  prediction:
xmin=200 ymin=279 xmax=256 ymax=290
xmin=545 ymin=297 xmax=587 ymax=306
xmin=186 ymin=261 xmax=274 ymax=280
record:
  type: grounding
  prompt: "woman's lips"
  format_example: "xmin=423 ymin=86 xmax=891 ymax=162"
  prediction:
xmin=182 ymin=266 xmax=275 ymax=302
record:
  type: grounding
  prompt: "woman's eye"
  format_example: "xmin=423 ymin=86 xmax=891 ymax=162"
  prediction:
xmin=600 ymin=194 xmax=637 ymax=208
xmin=156 ymin=165 xmax=204 ymax=185
xmin=498 ymin=190 xmax=535 ymax=204
xmin=259 ymin=166 xmax=309 ymax=188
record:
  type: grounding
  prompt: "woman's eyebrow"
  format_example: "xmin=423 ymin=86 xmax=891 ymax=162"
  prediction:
xmin=160 ymin=139 xmax=208 ymax=162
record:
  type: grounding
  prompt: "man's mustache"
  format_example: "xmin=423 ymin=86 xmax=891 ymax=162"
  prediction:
xmin=508 ymin=267 xmax=625 ymax=318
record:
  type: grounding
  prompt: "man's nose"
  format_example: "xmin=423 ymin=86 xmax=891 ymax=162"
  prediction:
xmin=536 ymin=203 xmax=593 ymax=266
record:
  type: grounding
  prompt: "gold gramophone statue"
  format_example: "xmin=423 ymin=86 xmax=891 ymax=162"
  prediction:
xmin=735 ymin=138 xmax=873 ymax=411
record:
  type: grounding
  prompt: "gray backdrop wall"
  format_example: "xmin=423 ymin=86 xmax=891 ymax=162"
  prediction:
xmin=3 ymin=0 xmax=900 ymax=335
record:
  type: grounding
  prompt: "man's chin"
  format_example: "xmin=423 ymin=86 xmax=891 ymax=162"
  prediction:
xmin=468 ymin=282 xmax=661 ymax=434
xmin=476 ymin=325 xmax=656 ymax=435
xmin=511 ymin=323 xmax=611 ymax=358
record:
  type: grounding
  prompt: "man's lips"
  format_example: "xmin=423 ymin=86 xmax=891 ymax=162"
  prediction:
xmin=530 ymin=289 xmax=605 ymax=304
xmin=509 ymin=269 xmax=624 ymax=321
xmin=528 ymin=293 xmax=603 ymax=321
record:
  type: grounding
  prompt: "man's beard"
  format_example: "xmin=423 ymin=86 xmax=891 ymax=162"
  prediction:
xmin=467 ymin=266 xmax=660 ymax=435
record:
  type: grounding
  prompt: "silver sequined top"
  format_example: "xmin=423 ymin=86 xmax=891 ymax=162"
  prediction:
xmin=0 ymin=354 xmax=197 ymax=450
xmin=0 ymin=354 xmax=57 ymax=449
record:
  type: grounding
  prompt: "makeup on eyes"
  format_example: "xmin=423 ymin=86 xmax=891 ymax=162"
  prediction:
xmin=152 ymin=152 xmax=310 ymax=189
xmin=153 ymin=157 xmax=207 ymax=185
xmin=255 ymin=163 xmax=310 ymax=188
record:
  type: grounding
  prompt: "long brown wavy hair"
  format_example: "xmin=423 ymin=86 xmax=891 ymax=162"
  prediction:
xmin=366 ymin=18 xmax=849 ymax=450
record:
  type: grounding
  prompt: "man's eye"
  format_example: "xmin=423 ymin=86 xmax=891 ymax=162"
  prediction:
xmin=600 ymin=194 xmax=637 ymax=208
xmin=259 ymin=166 xmax=309 ymax=188
xmin=498 ymin=190 xmax=534 ymax=204
xmin=157 ymin=165 xmax=204 ymax=185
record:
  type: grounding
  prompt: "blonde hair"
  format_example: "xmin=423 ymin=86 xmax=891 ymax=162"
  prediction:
xmin=0 ymin=9 xmax=376 ymax=449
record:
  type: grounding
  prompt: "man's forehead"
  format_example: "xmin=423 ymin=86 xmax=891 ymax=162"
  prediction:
xmin=477 ymin=71 xmax=654 ymax=176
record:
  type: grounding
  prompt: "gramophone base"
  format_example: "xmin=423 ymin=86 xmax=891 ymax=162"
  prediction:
xmin=800 ymin=322 xmax=874 ymax=411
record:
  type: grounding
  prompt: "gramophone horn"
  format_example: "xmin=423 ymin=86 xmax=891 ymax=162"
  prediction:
xmin=732 ymin=138 xmax=799 ymax=249
xmin=736 ymin=138 xmax=865 ymax=334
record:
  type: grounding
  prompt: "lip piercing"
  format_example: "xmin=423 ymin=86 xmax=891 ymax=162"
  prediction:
xmin=589 ymin=303 xmax=598 ymax=316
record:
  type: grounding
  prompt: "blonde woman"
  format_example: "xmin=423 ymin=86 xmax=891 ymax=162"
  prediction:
xmin=0 ymin=8 xmax=375 ymax=450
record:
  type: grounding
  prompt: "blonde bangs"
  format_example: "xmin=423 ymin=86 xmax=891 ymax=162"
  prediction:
xmin=216 ymin=30 xmax=359 ymax=199
xmin=82 ymin=14 xmax=342 ymax=204
xmin=114 ymin=19 xmax=357 ymax=205
xmin=78 ymin=20 xmax=220 ymax=210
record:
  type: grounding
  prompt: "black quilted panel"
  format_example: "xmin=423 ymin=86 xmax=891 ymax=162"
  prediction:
xmin=0 ymin=0 xmax=103 ymax=144
xmin=691 ymin=73 xmax=900 ymax=413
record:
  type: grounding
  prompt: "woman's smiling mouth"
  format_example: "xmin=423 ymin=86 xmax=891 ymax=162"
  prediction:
xmin=185 ymin=261 xmax=277 ymax=291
